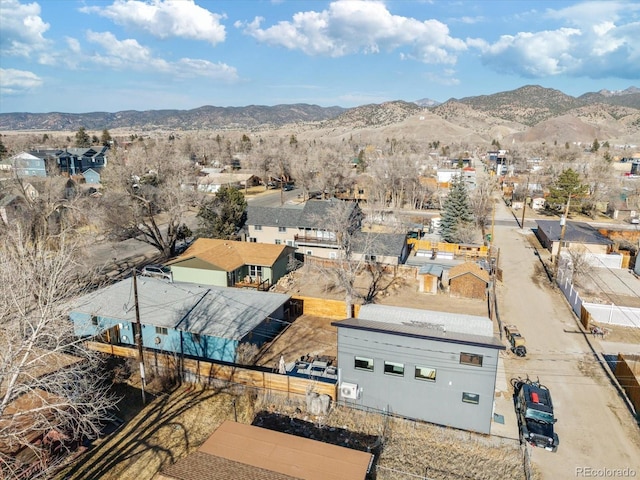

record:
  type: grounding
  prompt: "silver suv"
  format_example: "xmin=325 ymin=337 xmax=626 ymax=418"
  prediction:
xmin=140 ymin=264 xmax=172 ymax=281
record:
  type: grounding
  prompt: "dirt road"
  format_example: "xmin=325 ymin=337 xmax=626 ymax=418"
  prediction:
xmin=493 ymin=200 xmax=640 ymax=478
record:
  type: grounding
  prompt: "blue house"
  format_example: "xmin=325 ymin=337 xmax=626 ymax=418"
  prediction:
xmin=56 ymin=146 xmax=108 ymax=175
xmin=8 ymin=152 xmax=47 ymax=177
xmin=82 ymin=168 xmax=101 ymax=185
xmin=69 ymin=277 xmax=291 ymax=363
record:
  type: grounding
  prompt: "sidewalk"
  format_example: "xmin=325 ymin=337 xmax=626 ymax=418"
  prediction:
xmin=490 ymin=353 xmax=520 ymax=440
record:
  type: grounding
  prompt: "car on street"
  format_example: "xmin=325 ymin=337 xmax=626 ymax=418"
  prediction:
xmin=140 ymin=264 xmax=172 ymax=281
xmin=512 ymin=377 xmax=559 ymax=452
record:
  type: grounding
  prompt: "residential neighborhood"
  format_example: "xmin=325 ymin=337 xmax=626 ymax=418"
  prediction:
xmin=3 ymin=71 xmax=640 ymax=480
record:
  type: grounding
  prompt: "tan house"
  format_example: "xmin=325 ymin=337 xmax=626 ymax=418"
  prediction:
xmin=156 ymin=420 xmax=373 ymax=480
xmin=448 ymin=262 xmax=490 ymax=300
xmin=168 ymin=238 xmax=294 ymax=290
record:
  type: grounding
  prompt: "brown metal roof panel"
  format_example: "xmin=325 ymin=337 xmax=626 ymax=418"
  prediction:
xmin=198 ymin=421 xmax=372 ymax=480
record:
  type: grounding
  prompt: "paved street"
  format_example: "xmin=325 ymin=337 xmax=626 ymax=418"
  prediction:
xmin=493 ymin=200 xmax=640 ymax=478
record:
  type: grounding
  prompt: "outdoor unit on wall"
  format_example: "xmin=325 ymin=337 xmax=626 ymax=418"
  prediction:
xmin=340 ymin=382 xmax=358 ymax=400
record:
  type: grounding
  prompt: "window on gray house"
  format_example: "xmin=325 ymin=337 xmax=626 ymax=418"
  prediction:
xmin=384 ymin=361 xmax=404 ymax=376
xmin=460 ymin=352 xmax=483 ymax=367
xmin=91 ymin=316 xmax=98 ymax=326
xmin=354 ymin=356 xmax=374 ymax=371
xmin=415 ymin=366 xmax=437 ymax=381
xmin=462 ymin=392 xmax=480 ymax=404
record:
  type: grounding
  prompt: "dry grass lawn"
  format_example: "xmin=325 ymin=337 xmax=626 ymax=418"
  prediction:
xmin=59 ymin=384 xmax=529 ymax=480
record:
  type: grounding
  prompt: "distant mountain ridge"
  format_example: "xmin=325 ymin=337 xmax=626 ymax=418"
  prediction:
xmin=0 ymin=85 xmax=637 ymax=133
xmin=442 ymin=85 xmax=640 ymax=126
xmin=0 ymin=104 xmax=347 ymax=131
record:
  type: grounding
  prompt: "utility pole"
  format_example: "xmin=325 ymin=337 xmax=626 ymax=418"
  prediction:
xmin=520 ymin=176 xmax=529 ymax=230
xmin=552 ymin=196 xmax=571 ymax=284
xmin=132 ymin=269 xmax=146 ymax=405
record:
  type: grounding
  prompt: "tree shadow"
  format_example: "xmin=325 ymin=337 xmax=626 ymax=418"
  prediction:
xmin=60 ymin=382 xmax=234 ymax=480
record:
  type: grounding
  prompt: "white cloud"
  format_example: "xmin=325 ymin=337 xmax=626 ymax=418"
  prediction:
xmin=0 ymin=68 xmax=43 ymax=94
xmin=424 ymin=70 xmax=460 ymax=86
xmin=82 ymin=31 xmax=238 ymax=81
xmin=0 ymin=0 xmax=51 ymax=57
xmin=238 ymin=0 xmax=466 ymax=64
xmin=81 ymin=0 xmax=226 ymax=45
xmin=476 ymin=1 xmax=640 ymax=79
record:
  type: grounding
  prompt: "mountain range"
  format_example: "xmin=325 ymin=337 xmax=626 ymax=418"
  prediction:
xmin=1 ymin=85 xmax=639 ymax=145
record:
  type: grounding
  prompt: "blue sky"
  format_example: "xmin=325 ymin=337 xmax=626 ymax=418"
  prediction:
xmin=1 ymin=0 xmax=639 ymax=113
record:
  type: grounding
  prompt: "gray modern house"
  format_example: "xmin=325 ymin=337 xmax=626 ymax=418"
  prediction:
xmin=332 ymin=304 xmax=504 ymax=434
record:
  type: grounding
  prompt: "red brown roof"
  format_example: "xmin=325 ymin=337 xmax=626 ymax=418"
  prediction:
xmin=159 ymin=421 xmax=373 ymax=480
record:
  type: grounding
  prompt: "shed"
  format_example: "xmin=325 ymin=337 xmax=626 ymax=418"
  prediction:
xmin=157 ymin=420 xmax=373 ymax=480
xmin=417 ymin=264 xmax=443 ymax=294
xmin=448 ymin=262 xmax=490 ymax=300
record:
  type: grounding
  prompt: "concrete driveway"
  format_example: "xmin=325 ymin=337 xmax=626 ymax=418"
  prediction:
xmin=493 ymin=200 xmax=640 ymax=478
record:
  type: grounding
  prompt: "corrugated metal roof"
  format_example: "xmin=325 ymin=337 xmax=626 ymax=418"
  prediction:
xmin=70 ymin=277 xmax=290 ymax=340
xmin=334 ymin=317 xmax=504 ymax=349
xmin=418 ymin=264 xmax=444 ymax=276
xmin=356 ymin=304 xmax=494 ymax=337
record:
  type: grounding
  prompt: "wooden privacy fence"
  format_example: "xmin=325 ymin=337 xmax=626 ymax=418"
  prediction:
xmin=86 ymin=341 xmax=337 ymax=400
xmin=615 ymin=354 xmax=640 ymax=414
xmin=291 ymin=295 xmax=360 ymax=319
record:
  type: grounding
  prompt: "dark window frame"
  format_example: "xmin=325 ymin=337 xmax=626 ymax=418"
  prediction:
xmin=415 ymin=366 xmax=437 ymax=382
xmin=384 ymin=361 xmax=405 ymax=377
xmin=354 ymin=356 xmax=374 ymax=372
xmin=460 ymin=352 xmax=483 ymax=367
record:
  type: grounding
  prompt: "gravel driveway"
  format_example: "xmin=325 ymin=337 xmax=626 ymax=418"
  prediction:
xmin=494 ymin=200 xmax=640 ymax=479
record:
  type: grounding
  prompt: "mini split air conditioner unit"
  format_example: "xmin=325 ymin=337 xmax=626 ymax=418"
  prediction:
xmin=340 ymin=382 xmax=358 ymax=400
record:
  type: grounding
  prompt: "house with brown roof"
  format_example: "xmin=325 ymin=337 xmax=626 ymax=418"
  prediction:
xmin=156 ymin=420 xmax=373 ymax=480
xmin=168 ymin=238 xmax=295 ymax=289
xmin=448 ymin=262 xmax=490 ymax=300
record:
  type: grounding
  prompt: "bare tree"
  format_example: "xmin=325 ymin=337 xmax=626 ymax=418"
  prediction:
xmin=99 ymin=141 xmax=199 ymax=258
xmin=0 ymin=225 xmax=115 ymax=479
xmin=310 ymin=200 xmax=399 ymax=317
xmin=470 ymin=174 xmax=498 ymax=239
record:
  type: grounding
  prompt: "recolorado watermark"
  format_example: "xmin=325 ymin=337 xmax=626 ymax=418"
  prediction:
xmin=576 ymin=467 xmax=637 ymax=477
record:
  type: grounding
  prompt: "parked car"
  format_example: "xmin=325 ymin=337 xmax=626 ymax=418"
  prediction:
xmin=141 ymin=264 xmax=172 ymax=281
xmin=512 ymin=377 xmax=559 ymax=452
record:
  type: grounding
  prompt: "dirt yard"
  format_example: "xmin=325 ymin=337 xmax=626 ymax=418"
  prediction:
xmin=272 ymin=263 xmax=488 ymax=317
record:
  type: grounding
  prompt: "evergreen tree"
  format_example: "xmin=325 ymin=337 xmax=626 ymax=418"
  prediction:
xmin=197 ymin=186 xmax=247 ymax=239
xmin=546 ymin=168 xmax=588 ymax=213
xmin=101 ymin=129 xmax=112 ymax=146
xmin=439 ymin=176 xmax=474 ymax=243
xmin=75 ymin=126 xmax=91 ymax=147
xmin=0 ymin=137 xmax=7 ymax=160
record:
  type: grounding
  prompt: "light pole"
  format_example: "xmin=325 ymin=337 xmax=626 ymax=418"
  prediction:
xmin=552 ymin=197 xmax=571 ymax=283
xmin=520 ymin=176 xmax=530 ymax=230
xmin=132 ymin=269 xmax=146 ymax=405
